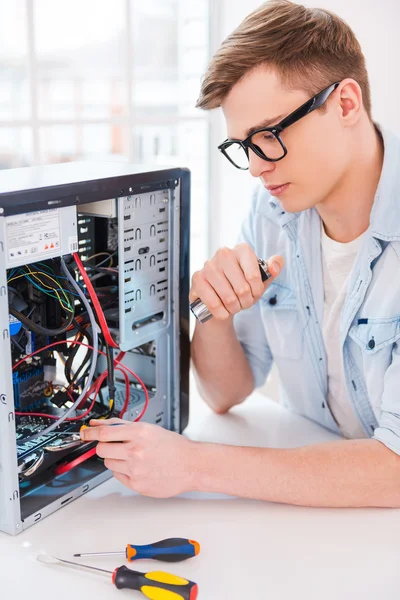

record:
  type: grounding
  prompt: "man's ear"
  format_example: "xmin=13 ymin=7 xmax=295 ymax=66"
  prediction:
xmin=336 ymin=78 xmax=363 ymax=126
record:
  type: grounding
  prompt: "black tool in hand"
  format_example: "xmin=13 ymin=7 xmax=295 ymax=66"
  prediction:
xmin=190 ymin=257 xmax=271 ymax=323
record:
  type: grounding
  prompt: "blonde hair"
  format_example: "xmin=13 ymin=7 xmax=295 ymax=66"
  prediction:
xmin=196 ymin=0 xmax=371 ymax=118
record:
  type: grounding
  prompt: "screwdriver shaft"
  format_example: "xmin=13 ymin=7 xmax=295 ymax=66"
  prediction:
xmin=38 ymin=555 xmax=112 ymax=575
xmin=74 ymin=551 xmax=123 ymax=557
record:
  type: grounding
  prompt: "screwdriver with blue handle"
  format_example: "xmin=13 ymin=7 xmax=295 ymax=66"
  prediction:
xmin=37 ymin=555 xmax=198 ymax=600
xmin=74 ymin=537 xmax=200 ymax=563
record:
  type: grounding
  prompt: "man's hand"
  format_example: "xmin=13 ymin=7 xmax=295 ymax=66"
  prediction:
xmin=81 ymin=418 xmax=196 ymax=498
xmin=189 ymin=243 xmax=284 ymax=321
xmin=81 ymin=419 xmax=400 ymax=507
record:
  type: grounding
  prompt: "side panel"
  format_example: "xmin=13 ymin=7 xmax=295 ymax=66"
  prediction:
xmin=178 ymin=170 xmax=190 ymax=433
xmin=117 ymin=188 xmax=171 ymax=349
xmin=0 ymin=215 xmax=23 ymax=534
xmin=114 ymin=178 xmax=187 ymax=433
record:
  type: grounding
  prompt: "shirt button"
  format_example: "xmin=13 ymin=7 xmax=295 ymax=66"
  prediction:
xmin=368 ymin=339 xmax=375 ymax=349
xmin=269 ymin=295 xmax=277 ymax=306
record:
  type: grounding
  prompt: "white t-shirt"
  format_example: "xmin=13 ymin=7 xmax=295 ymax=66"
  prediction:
xmin=321 ymin=222 xmax=367 ymax=439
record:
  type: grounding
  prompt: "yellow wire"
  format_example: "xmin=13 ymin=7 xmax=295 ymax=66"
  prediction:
xmin=25 ymin=265 xmax=73 ymax=313
xmin=8 ymin=269 xmax=73 ymax=313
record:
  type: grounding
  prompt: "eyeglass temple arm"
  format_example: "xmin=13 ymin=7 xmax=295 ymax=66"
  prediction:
xmin=276 ymin=82 xmax=340 ymax=131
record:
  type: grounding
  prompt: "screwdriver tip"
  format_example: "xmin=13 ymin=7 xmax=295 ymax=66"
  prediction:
xmin=72 ymin=553 xmax=81 ymax=557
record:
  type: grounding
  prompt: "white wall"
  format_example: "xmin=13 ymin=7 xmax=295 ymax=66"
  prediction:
xmin=209 ymin=0 xmax=400 ymax=253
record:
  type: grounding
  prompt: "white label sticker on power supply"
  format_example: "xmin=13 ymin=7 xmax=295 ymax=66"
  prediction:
xmin=5 ymin=209 xmax=61 ymax=261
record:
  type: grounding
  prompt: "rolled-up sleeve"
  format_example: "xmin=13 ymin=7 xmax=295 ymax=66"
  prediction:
xmin=234 ymin=304 xmax=273 ymax=388
xmin=233 ymin=189 xmax=273 ymax=389
xmin=373 ymin=342 xmax=400 ymax=455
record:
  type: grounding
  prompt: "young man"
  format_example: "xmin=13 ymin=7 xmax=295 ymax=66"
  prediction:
xmin=82 ymin=1 xmax=400 ymax=507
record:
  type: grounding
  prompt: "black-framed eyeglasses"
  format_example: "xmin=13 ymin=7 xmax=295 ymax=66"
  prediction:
xmin=218 ymin=81 xmax=341 ymax=170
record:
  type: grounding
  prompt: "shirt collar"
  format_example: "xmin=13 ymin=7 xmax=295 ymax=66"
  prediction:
xmin=369 ymin=124 xmax=400 ymax=240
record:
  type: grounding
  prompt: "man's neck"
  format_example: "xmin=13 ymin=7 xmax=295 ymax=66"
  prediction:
xmin=316 ymin=121 xmax=384 ymax=243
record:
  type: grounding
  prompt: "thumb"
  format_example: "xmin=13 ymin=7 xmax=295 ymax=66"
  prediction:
xmin=265 ymin=254 xmax=284 ymax=281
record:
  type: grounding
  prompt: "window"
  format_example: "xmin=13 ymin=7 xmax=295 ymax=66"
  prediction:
xmin=0 ymin=0 xmax=210 ymax=271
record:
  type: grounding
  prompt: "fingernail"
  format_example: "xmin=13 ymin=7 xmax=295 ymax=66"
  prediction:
xmin=271 ymin=261 xmax=281 ymax=276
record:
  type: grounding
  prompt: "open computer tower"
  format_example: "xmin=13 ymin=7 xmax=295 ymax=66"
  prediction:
xmin=0 ymin=162 xmax=190 ymax=535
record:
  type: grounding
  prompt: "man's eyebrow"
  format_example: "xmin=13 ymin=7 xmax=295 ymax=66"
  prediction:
xmin=242 ymin=114 xmax=285 ymax=139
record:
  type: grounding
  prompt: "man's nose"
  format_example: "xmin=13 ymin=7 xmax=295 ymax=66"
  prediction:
xmin=248 ymin=148 xmax=276 ymax=178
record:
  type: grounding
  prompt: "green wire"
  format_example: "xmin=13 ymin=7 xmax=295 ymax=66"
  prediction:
xmin=7 ymin=263 xmax=83 ymax=313
xmin=36 ymin=261 xmax=56 ymax=274
xmin=10 ymin=267 xmax=74 ymax=313
xmin=23 ymin=274 xmax=73 ymax=312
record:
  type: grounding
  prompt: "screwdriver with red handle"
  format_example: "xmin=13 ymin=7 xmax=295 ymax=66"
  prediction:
xmin=37 ymin=555 xmax=198 ymax=600
xmin=74 ymin=537 xmax=200 ymax=563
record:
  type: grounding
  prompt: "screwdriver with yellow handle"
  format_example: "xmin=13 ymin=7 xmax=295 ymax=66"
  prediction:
xmin=37 ymin=555 xmax=198 ymax=600
xmin=74 ymin=537 xmax=200 ymax=563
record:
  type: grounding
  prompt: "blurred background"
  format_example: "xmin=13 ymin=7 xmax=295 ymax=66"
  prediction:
xmin=0 ymin=0 xmax=210 ymax=273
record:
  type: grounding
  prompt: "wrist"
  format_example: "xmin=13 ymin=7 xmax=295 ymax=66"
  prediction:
xmin=185 ymin=440 xmax=227 ymax=494
xmin=194 ymin=314 xmax=235 ymax=339
xmin=184 ymin=440 xmax=213 ymax=493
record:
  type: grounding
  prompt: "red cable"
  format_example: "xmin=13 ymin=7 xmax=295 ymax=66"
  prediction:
xmin=17 ymin=370 xmax=110 ymax=422
xmin=54 ymin=447 xmax=97 ymax=476
xmin=53 ymin=368 xmax=137 ymax=475
xmin=15 ymin=412 xmax=64 ymax=420
xmin=73 ymin=252 xmax=118 ymax=349
xmin=14 ymin=375 xmax=104 ymax=422
xmin=13 ymin=341 xmax=149 ymax=420
xmin=15 ymin=386 xmax=75 ymax=420
xmin=74 ymin=350 xmax=125 ymax=410
xmin=54 ymin=369 xmax=141 ymax=476
xmin=52 ymin=384 xmax=75 ymax=398
xmin=15 ymin=352 xmax=130 ymax=422
xmin=67 ymin=371 xmax=107 ymax=420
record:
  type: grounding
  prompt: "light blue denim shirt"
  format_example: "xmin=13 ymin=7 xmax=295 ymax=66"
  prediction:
xmin=234 ymin=125 xmax=400 ymax=455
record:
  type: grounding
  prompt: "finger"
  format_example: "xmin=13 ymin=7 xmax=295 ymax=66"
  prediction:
xmin=89 ymin=418 xmax=126 ymax=427
xmin=266 ymin=254 xmax=284 ymax=279
xmin=113 ymin=471 xmax=131 ymax=488
xmin=104 ymin=458 xmax=131 ymax=476
xmin=203 ymin=257 xmax=241 ymax=315
xmin=220 ymin=256 xmax=254 ymax=310
xmin=189 ymin=271 xmax=202 ymax=304
xmin=190 ymin=275 xmax=231 ymax=320
xmin=234 ymin=244 xmax=264 ymax=298
xmin=81 ymin=423 xmax=136 ymax=443
xmin=96 ymin=441 xmax=128 ymax=460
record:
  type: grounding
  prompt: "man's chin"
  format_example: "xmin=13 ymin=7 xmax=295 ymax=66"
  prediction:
xmin=279 ymin=194 xmax=315 ymax=214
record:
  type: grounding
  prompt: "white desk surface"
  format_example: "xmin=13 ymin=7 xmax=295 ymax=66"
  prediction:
xmin=2 ymin=384 xmax=400 ymax=600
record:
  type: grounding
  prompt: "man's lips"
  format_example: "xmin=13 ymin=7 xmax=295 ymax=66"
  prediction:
xmin=265 ymin=183 xmax=290 ymax=194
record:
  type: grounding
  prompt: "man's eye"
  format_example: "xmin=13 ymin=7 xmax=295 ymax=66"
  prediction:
xmin=263 ymin=134 xmax=275 ymax=141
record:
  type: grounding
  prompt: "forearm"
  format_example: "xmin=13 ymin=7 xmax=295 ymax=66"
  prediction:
xmin=191 ymin=317 xmax=254 ymax=414
xmin=190 ymin=438 xmax=400 ymax=507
